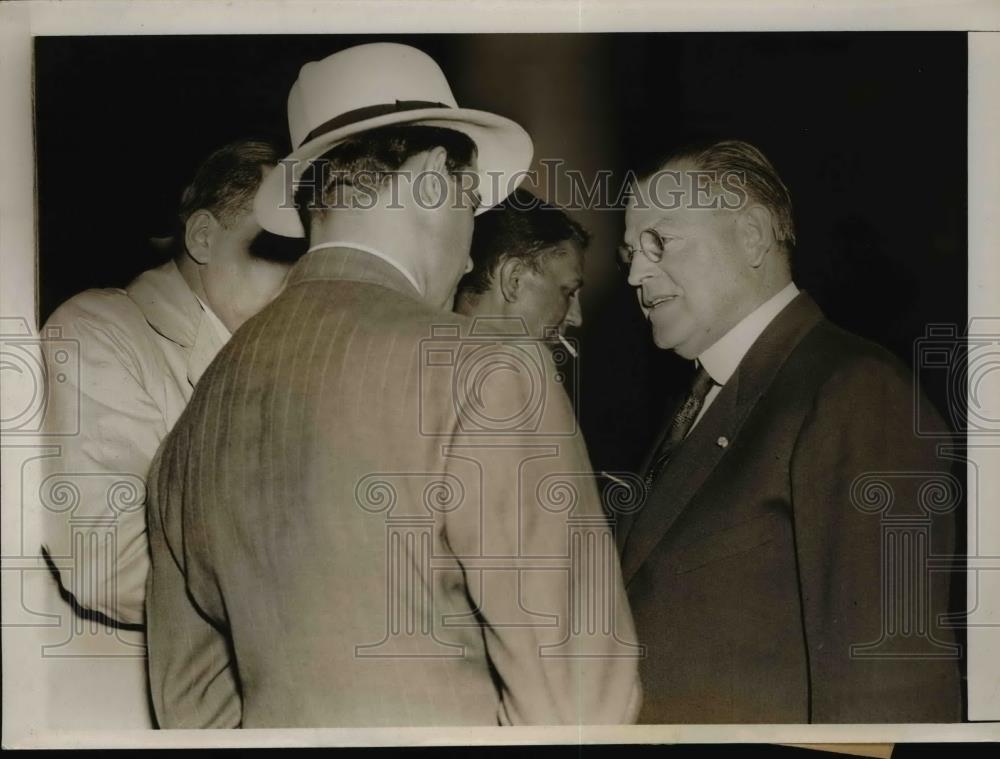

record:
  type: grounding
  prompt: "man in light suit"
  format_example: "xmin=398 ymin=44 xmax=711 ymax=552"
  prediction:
xmin=617 ymin=139 xmax=961 ymax=723
xmin=145 ymin=43 xmax=641 ymax=728
xmin=39 ymin=139 xmax=298 ymax=728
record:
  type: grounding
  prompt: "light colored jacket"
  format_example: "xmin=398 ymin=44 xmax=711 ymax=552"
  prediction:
xmin=43 ymin=259 xmax=228 ymax=624
xmin=39 ymin=260 xmax=228 ymax=728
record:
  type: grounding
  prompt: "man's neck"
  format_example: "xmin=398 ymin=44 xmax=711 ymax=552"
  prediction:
xmin=307 ymin=237 xmax=430 ymax=301
xmin=311 ymin=210 xmax=413 ymax=258
xmin=175 ymin=253 xmax=208 ymax=303
xmin=310 ymin=214 xmax=433 ymax=301
xmin=173 ymin=253 xmax=233 ymax=337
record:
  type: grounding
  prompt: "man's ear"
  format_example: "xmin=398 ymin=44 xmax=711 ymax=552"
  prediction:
xmin=739 ymin=204 xmax=776 ymax=268
xmin=183 ymin=210 xmax=219 ymax=265
xmin=415 ymin=146 xmax=450 ymax=208
xmin=498 ymin=257 xmax=525 ymax=303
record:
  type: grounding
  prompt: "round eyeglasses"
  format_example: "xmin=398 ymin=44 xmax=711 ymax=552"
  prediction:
xmin=617 ymin=229 xmax=668 ymax=270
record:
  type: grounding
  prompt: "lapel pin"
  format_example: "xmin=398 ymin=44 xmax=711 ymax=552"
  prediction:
xmin=717 ymin=436 xmax=729 ymax=449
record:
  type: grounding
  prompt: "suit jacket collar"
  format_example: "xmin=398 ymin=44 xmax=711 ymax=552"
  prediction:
xmin=619 ymin=291 xmax=825 ymax=584
xmin=126 ymin=259 xmax=226 ymax=386
xmin=286 ymin=246 xmax=424 ymax=302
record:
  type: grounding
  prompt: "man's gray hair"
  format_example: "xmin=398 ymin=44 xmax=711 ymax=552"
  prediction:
xmin=646 ymin=139 xmax=796 ymax=251
xmin=179 ymin=139 xmax=280 ymax=228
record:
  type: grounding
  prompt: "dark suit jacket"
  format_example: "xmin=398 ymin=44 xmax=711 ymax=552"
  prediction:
xmin=618 ymin=292 xmax=962 ymax=724
xmin=145 ymin=247 xmax=641 ymax=728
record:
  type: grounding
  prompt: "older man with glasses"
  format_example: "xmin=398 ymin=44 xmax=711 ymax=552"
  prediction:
xmin=615 ymin=138 xmax=962 ymax=724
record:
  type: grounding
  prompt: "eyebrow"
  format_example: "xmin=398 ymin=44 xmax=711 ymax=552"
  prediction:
xmin=647 ymin=217 xmax=682 ymax=232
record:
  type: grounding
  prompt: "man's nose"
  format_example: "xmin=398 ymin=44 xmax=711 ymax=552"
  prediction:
xmin=563 ymin=293 xmax=583 ymax=329
xmin=626 ymin=252 xmax=657 ymax=288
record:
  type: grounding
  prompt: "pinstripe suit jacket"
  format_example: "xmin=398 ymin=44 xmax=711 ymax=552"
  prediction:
xmin=145 ymin=247 xmax=642 ymax=728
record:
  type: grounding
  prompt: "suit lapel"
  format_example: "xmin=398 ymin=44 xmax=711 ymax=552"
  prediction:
xmin=620 ymin=292 xmax=825 ymax=585
xmin=620 ymin=373 xmax=744 ymax=582
xmin=615 ymin=386 xmax=685 ymax=553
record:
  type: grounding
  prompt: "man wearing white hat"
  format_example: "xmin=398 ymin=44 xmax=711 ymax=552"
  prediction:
xmin=145 ymin=43 xmax=641 ymax=728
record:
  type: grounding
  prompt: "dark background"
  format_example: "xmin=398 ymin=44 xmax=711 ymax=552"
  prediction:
xmin=35 ymin=33 xmax=967 ymax=474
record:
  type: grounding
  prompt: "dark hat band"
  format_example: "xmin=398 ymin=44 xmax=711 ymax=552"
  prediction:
xmin=300 ymin=99 xmax=451 ymax=148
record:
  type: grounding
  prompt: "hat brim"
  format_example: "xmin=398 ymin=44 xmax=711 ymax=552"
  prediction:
xmin=254 ymin=107 xmax=533 ymax=238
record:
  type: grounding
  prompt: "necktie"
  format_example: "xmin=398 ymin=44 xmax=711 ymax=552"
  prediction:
xmin=643 ymin=365 xmax=717 ymax=491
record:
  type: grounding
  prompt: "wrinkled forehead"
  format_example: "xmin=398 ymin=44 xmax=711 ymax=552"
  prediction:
xmin=626 ymin=158 xmax=737 ymax=229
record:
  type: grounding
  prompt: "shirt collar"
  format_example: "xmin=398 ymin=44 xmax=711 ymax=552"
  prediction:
xmin=697 ymin=281 xmax=800 ymax=386
xmin=193 ymin=293 xmax=232 ymax=343
xmin=307 ymin=240 xmax=423 ymax=297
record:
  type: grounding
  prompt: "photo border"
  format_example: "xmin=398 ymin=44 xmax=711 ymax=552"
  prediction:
xmin=2 ymin=0 xmax=998 ymax=749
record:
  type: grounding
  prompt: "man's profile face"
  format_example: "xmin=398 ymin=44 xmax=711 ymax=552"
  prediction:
xmin=624 ymin=161 xmax=755 ymax=359
xmin=512 ymin=241 xmax=584 ymax=340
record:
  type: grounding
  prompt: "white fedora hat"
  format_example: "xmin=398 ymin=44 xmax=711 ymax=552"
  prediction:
xmin=254 ymin=42 xmax=534 ymax=238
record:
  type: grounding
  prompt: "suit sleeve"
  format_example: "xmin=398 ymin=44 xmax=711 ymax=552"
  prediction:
xmin=41 ymin=297 xmax=165 ymax=626
xmin=443 ymin=343 xmax=642 ymax=725
xmin=145 ymin=430 xmax=242 ymax=728
xmin=790 ymin=355 xmax=962 ymax=723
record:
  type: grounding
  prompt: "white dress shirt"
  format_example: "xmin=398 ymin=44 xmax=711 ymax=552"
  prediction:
xmin=692 ymin=281 xmax=800 ymax=431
